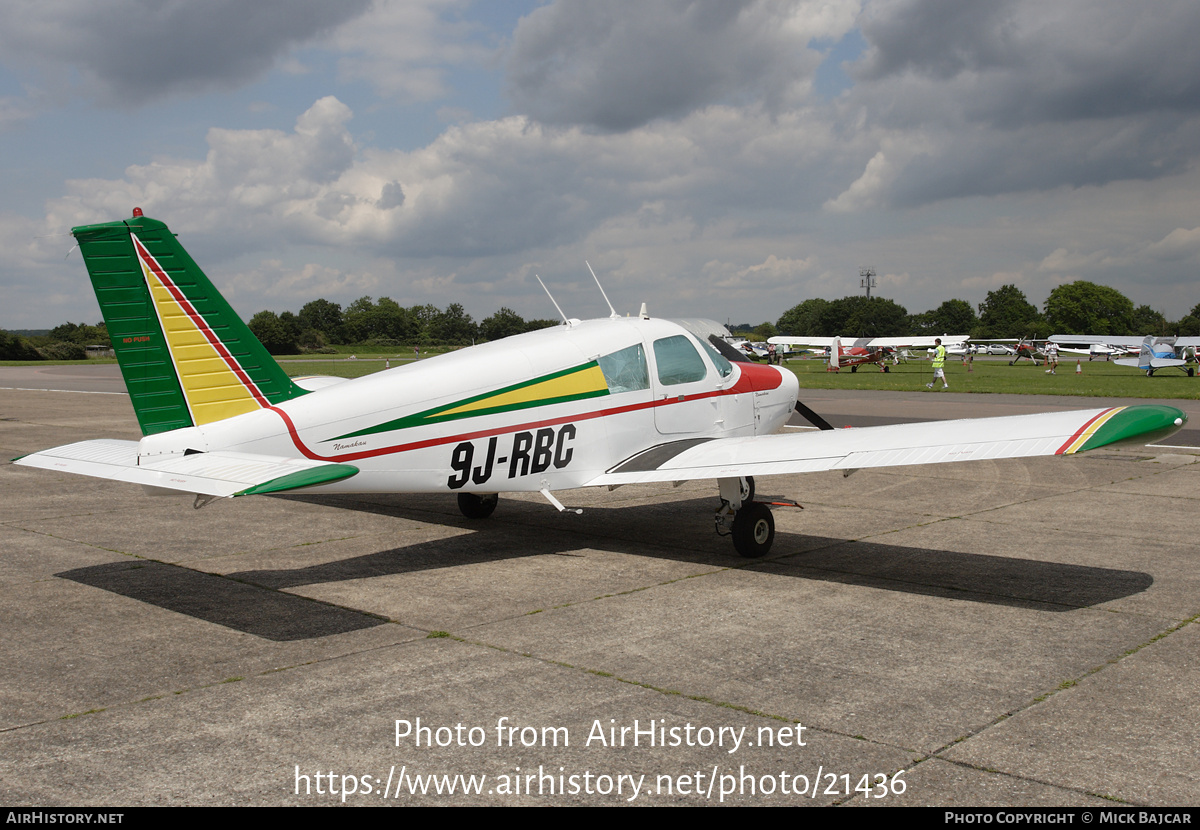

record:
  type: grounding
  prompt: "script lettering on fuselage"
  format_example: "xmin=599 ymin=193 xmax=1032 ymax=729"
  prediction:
xmin=447 ymin=424 xmax=577 ymax=489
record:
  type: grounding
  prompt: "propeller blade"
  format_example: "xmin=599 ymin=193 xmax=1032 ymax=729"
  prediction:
xmin=794 ymin=399 xmax=835 ymax=431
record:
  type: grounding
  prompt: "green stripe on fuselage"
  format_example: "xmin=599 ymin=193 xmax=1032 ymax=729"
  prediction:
xmin=326 ymin=361 xmax=609 ymax=442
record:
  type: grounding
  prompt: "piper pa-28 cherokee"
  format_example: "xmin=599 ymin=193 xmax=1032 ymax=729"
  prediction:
xmin=13 ymin=211 xmax=1188 ymax=557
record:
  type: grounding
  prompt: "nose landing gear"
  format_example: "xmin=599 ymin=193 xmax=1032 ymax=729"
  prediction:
xmin=730 ymin=501 xmax=774 ymax=558
xmin=714 ymin=476 xmax=800 ymax=558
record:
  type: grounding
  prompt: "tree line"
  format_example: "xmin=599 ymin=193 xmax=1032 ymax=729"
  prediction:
xmin=0 ymin=322 xmax=109 ymax=361
xmin=4 ymin=280 xmax=1196 ymax=361
xmin=246 ymin=298 xmax=559 ymax=355
xmin=768 ymin=282 xmax=1199 ymax=341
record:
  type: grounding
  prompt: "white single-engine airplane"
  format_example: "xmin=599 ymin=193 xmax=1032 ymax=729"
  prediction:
xmin=1050 ymin=335 xmax=1198 ymax=376
xmin=13 ymin=212 xmax=1188 ymax=557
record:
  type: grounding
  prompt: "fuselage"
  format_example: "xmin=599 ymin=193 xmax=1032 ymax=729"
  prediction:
xmin=137 ymin=317 xmax=799 ymax=495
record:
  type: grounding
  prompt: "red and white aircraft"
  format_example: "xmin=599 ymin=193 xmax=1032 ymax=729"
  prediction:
xmin=767 ymin=335 xmax=970 ymax=373
xmin=13 ymin=212 xmax=1187 ymax=557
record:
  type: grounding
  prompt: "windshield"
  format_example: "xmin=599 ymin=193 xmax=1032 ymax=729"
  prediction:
xmin=698 ymin=337 xmax=733 ymax=378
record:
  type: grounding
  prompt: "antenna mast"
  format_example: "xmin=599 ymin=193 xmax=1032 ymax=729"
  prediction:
xmin=859 ymin=266 xmax=877 ymax=300
xmin=585 ymin=261 xmax=619 ymax=319
xmin=536 ymin=275 xmax=570 ymax=325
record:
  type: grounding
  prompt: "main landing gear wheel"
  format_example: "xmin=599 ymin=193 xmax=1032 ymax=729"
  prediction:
xmin=457 ymin=492 xmax=498 ymax=519
xmin=732 ymin=502 xmax=775 ymax=558
xmin=739 ymin=476 xmax=755 ymax=504
xmin=850 ymin=365 xmax=858 ymax=373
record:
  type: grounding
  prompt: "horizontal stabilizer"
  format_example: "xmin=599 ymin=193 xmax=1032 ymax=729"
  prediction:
xmin=589 ymin=405 xmax=1185 ymax=486
xmin=13 ymin=440 xmax=358 ymax=498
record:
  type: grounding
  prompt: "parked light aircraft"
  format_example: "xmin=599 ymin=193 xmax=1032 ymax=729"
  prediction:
xmin=1114 ymin=336 xmax=1197 ymax=377
xmin=979 ymin=338 xmax=1046 ymax=365
xmin=724 ymin=338 xmax=795 ymax=364
xmin=12 ymin=212 xmax=1188 ymax=557
xmin=1050 ymin=335 xmax=1197 ymax=377
xmin=767 ymin=335 xmax=971 ymax=373
xmin=1007 ymin=338 xmax=1044 ymax=365
xmin=1050 ymin=340 xmax=1136 ymax=362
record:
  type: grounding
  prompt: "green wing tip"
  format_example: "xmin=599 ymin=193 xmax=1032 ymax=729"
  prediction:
xmin=1081 ymin=405 xmax=1188 ymax=452
xmin=234 ymin=464 xmax=360 ymax=497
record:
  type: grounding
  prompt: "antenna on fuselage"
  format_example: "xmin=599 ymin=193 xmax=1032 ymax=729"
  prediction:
xmin=536 ymin=274 xmax=570 ymax=325
xmin=585 ymin=261 xmax=619 ymax=319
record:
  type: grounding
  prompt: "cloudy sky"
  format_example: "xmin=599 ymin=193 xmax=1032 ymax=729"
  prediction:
xmin=2 ymin=0 xmax=1199 ymax=329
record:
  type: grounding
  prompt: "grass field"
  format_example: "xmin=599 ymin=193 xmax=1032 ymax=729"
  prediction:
xmin=281 ymin=353 xmax=1198 ymax=399
xmin=4 ymin=352 xmax=1196 ymax=400
xmin=783 ymin=356 xmax=1198 ymax=399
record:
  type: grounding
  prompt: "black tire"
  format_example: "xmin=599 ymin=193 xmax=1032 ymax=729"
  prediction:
xmin=1008 ymin=360 xmax=1014 ymax=366
xmin=883 ymin=365 xmax=890 ymax=373
xmin=739 ymin=476 xmax=755 ymax=504
xmin=1189 ymin=368 xmax=1195 ymax=378
xmin=458 ymin=492 xmax=498 ymax=519
xmin=850 ymin=365 xmax=858 ymax=373
xmin=731 ymin=502 xmax=774 ymax=558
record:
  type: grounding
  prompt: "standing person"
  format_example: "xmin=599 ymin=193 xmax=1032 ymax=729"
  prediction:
xmin=927 ymin=338 xmax=949 ymax=390
xmin=1045 ymin=340 xmax=1059 ymax=375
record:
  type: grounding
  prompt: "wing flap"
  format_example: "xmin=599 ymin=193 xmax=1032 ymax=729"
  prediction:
xmin=14 ymin=440 xmax=358 ymax=497
xmin=588 ymin=406 xmax=1185 ymax=486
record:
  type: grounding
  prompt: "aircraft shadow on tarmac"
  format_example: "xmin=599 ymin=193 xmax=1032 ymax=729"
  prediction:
xmin=54 ymin=495 xmax=1153 ymax=641
xmin=55 ymin=559 xmax=386 ymax=641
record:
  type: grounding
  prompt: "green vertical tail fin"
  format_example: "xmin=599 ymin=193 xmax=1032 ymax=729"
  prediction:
xmin=72 ymin=209 xmax=306 ymax=435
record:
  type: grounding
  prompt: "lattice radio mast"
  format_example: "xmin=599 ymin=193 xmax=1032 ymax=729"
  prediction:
xmin=860 ymin=267 xmax=877 ymax=299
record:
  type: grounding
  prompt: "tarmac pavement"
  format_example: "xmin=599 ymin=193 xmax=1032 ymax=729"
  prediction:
xmin=2 ymin=375 xmax=1198 ymax=806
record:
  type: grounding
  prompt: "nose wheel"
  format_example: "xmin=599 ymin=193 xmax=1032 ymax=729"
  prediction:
xmin=715 ymin=476 xmax=778 ymax=558
xmin=731 ymin=502 xmax=775 ymax=558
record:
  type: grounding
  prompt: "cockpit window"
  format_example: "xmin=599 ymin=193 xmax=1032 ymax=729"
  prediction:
xmin=653 ymin=335 xmax=708 ymax=385
xmin=699 ymin=337 xmax=733 ymax=378
xmin=597 ymin=343 xmax=650 ymax=393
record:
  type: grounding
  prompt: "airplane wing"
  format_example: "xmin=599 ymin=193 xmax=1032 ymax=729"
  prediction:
xmin=768 ymin=336 xmax=837 ymax=348
xmin=13 ymin=440 xmax=359 ymax=497
xmin=861 ymin=335 xmax=970 ymax=349
xmin=1048 ymin=335 xmax=1191 ymax=350
xmin=1049 ymin=335 xmax=1130 ymax=346
xmin=768 ymin=335 xmax=969 ymax=349
xmin=1114 ymin=357 xmax=1187 ymax=370
xmin=587 ymin=405 xmax=1184 ymax=486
